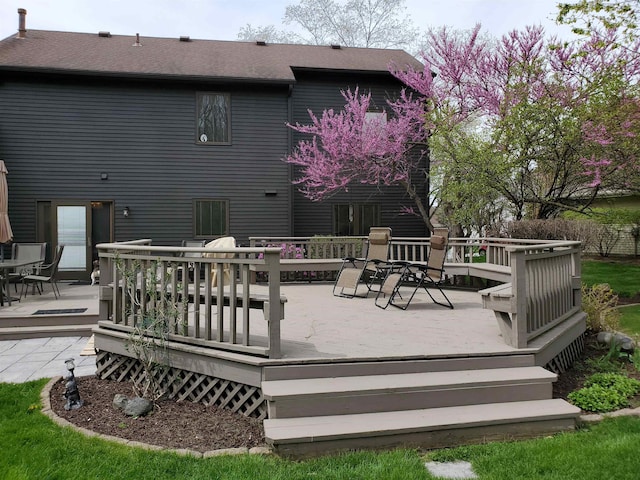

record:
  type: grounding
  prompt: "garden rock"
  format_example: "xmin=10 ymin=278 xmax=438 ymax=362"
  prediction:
xmin=597 ymin=331 xmax=635 ymax=353
xmin=124 ymin=397 xmax=153 ymax=417
xmin=112 ymin=394 xmax=153 ymax=417
xmin=112 ymin=394 xmax=128 ymax=410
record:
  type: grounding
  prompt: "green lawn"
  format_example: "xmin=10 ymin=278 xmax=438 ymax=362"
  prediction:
xmin=3 ymin=380 xmax=640 ymax=479
xmin=619 ymin=304 xmax=640 ymax=336
xmin=582 ymin=260 xmax=640 ymax=298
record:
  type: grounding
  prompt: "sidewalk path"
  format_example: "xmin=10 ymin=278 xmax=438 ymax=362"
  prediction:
xmin=0 ymin=336 xmax=96 ymax=383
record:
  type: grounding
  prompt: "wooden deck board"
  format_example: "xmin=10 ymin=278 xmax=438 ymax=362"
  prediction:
xmin=264 ymin=399 xmax=580 ymax=443
xmin=262 ymin=367 xmax=557 ymax=398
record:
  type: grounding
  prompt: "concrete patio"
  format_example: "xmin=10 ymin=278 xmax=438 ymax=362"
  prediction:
xmin=0 ymin=282 xmax=98 ymax=382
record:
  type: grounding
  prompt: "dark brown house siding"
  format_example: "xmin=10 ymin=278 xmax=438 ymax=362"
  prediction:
xmin=0 ymin=75 xmax=291 ymax=245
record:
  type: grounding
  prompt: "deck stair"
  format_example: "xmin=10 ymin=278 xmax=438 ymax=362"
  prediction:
xmin=262 ymin=355 xmax=581 ymax=457
xmin=0 ymin=314 xmax=98 ymax=340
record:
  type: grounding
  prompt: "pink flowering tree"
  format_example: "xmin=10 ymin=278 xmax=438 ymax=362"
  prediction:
xmin=286 ymin=26 xmax=491 ymax=233
xmin=286 ymin=87 xmax=435 ymax=230
xmin=286 ymin=21 xmax=640 ymax=234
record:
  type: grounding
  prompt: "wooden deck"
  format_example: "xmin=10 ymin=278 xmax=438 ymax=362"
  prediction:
xmin=1 ymin=236 xmax=587 ymax=457
xmin=92 ymin=280 xmax=583 ymax=457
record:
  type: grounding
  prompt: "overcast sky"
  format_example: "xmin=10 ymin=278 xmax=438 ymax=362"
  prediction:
xmin=0 ymin=0 xmax=575 ymax=45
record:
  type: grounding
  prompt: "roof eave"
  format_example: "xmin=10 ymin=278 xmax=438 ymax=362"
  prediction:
xmin=0 ymin=65 xmax=296 ymax=85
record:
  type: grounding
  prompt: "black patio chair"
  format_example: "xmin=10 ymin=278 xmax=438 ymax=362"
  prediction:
xmin=7 ymin=242 xmax=47 ymax=293
xmin=21 ymin=244 xmax=65 ymax=299
xmin=178 ymin=239 xmax=206 ymax=281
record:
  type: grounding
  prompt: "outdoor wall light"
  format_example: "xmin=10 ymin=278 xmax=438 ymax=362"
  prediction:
xmin=123 ymin=206 xmax=130 ymax=218
xmin=63 ymin=358 xmax=83 ymax=410
xmin=100 ymin=172 xmax=108 ymax=180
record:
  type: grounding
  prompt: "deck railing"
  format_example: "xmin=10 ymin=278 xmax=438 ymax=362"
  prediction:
xmin=248 ymin=235 xmax=583 ymax=349
xmin=97 ymin=241 xmax=284 ymax=358
xmin=507 ymin=241 xmax=582 ymax=347
xmin=249 ymin=235 xmax=553 ymax=268
xmin=98 ymin=236 xmax=582 ymax=356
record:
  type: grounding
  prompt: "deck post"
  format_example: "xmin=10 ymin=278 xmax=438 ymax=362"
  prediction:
xmin=571 ymin=246 xmax=582 ymax=310
xmin=98 ymin=250 xmax=112 ymax=322
xmin=510 ymin=248 xmax=528 ymax=348
xmin=264 ymin=249 xmax=282 ymax=358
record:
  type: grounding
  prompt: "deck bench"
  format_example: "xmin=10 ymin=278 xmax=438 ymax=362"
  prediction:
xmin=186 ymin=287 xmax=288 ymax=322
xmin=249 ymin=258 xmax=345 ymax=283
xmin=479 ymin=283 xmax=514 ymax=313
xmin=444 ymin=262 xmax=512 ymax=284
xmin=103 ymin=282 xmax=288 ymax=322
xmin=250 ymin=259 xmax=511 ymax=282
xmin=250 ymin=258 xmax=345 ymax=273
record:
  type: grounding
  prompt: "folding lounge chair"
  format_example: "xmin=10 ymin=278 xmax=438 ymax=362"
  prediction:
xmin=375 ymin=228 xmax=454 ymax=310
xmin=333 ymin=227 xmax=392 ymax=298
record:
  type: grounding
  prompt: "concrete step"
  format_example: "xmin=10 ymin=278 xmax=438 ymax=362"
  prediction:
xmin=264 ymin=399 xmax=581 ymax=458
xmin=0 ymin=324 xmax=95 ymax=340
xmin=263 ymin=366 xmax=556 ymax=418
xmin=262 ymin=354 xmax=536 ymax=381
xmin=1 ymin=314 xmax=98 ymax=328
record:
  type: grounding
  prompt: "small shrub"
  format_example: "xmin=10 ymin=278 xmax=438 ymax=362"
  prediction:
xmin=486 ymin=219 xmax=597 ymax=251
xmin=581 ymin=283 xmax=621 ymax=332
xmin=568 ymin=372 xmax=640 ymax=412
xmin=585 ymin=373 xmax=640 ymax=397
xmin=585 ymin=344 xmax=624 ymax=373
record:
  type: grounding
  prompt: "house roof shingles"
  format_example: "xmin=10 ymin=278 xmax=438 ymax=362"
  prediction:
xmin=0 ymin=30 xmax=422 ymax=83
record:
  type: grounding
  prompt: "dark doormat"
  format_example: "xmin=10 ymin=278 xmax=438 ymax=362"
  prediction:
xmin=33 ymin=308 xmax=88 ymax=315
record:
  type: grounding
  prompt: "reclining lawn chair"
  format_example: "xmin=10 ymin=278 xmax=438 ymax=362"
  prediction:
xmin=375 ymin=228 xmax=454 ymax=310
xmin=332 ymin=227 xmax=392 ymax=298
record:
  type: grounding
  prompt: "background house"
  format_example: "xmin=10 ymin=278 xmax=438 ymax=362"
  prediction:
xmin=0 ymin=10 xmax=426 ymax=280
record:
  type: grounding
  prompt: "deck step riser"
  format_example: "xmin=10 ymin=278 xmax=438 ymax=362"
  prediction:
xmin=264 ymin=399 xmax=581 ymax=458
xmin=268 ymin=382 xmax=552 ymax=418
xmin=262 ymin=354 xmax=536 ymax=381
xmin=0 ymin=325 xmax=95 ymax=340
xmin=269 ymin=417 xmax=576 ymax=458
xmin=1 ymin=315 xmax=98 ymax=328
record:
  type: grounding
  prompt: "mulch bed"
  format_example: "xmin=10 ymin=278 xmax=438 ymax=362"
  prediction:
xmin=49 ymin=376 xmax=266 ymax=453
xmin=49 ymin=331 xmax=640 ymax=453
xmin=553 ymin=333 xmax=640 ymax=408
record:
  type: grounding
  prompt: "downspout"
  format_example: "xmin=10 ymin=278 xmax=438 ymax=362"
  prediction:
xmin=287 ymin=82 xmax=294 ymax=236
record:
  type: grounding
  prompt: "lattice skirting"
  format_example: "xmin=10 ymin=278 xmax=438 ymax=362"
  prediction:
xmin=544 ymin=334 xmax=585 ymax=374
xmin=95 ymin=350 xmax=267 ymax=420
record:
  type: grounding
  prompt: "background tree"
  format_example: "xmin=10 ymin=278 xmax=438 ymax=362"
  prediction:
xmin=237 ymin=0 xmax=418 ymax=49
xmin=557 ymin=0 xmax=639 ymax=40
xmin=236 ymin=24 xmax=294 ymax=44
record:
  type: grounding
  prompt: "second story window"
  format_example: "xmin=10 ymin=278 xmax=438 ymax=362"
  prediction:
xmin=196 ymin=93 xmax=230 ymax=144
